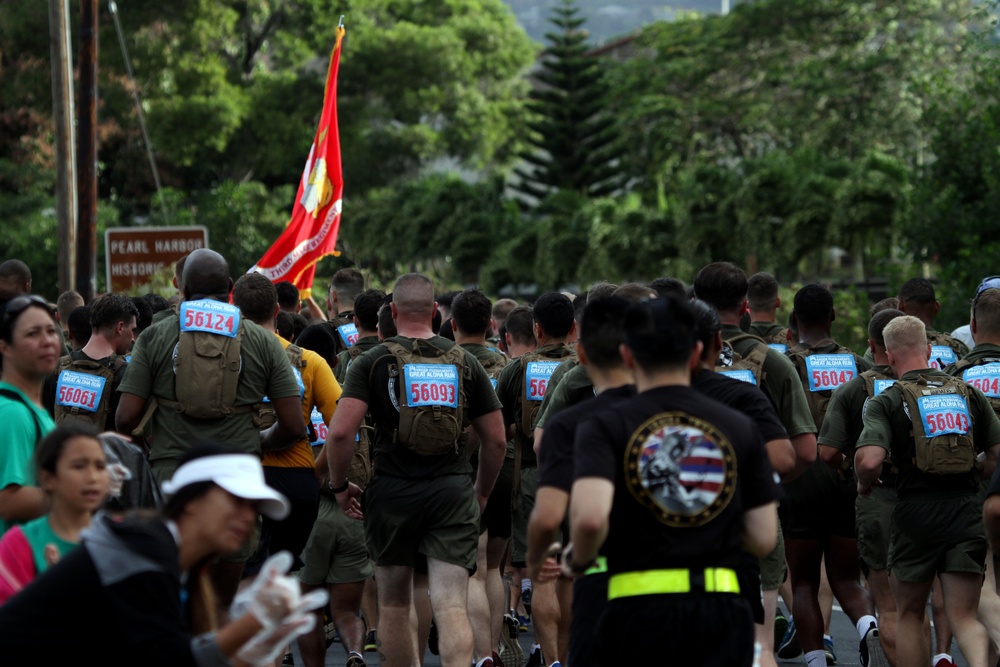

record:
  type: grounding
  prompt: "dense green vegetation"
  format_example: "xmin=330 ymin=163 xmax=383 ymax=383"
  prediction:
xmin=1 ymin=0 xmax=998 ymax=336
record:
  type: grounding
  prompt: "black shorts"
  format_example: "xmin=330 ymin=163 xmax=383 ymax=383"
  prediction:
xmin=571 ymin=571 xmax=608 ymax=667
xmin=739 ymin=553 xmax=764 ymax=625
xmin=484 ymin=456 xmax=514 ymax=539
xmin=596 ymin=594 xmax=754 ymax=665
xmin=245 ymin=466 xmax=320 ymax=576
xmin=780 ymin=460 xmax=856 ymax=540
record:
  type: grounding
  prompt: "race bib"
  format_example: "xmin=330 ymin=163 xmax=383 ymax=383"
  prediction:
xmin=525 ymin=361 xmax=559 ymax=401
xmin=768 ymin=343 xmax=788 ymax=354
xmin=719 ymin=369 xmax=756 ymax=385
xmin=963 ymin=364 xmax=1000 ymax=398
xmin=805 ymin=354 xmax=857 ymax=392
xmin=873 ymin=379 xmax=896 ymax=396
xmin=310 ymin=407 xmax=327 ymax=446
xmin=338 ymin=322 xmax=359 ymax=347
xmin=403 ymin=364 xmax=459 ymax=408
xmin=929 ymin=345 xmax=957 ymax=370
xmin=179 ymin=299 xmax=240 ymax=338
xmin=56 ymin=370 xmax=105 ymax=412
xmin=917 ymin=394 xmax=971 ymax=436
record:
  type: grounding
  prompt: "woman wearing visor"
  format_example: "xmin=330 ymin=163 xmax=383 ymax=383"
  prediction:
xmin=0 ymin=442 xmax=327 ymax=666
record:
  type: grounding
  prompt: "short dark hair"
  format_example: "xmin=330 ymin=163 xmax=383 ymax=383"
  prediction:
xmin=792 ymin=283 xmax=834 ymax=327
xmin=295 ymin=323 xmax=338 ymax=367
xmin=612 ymin=283 xmax=657 ymax=303
xmin=747 ymin=272 xmax=779 ymax=311
xmin=898 ymin=278 xmax=936 ymax=305
xmin=131 ymin=297 xmax=153 ymax=333
xmin=532 ymin=292 xmax=575 ymax=339
xmin=580 ymin=296 xmax=628 ymax=369
xmin=89 ymin=293 xmax=140 ymax=332
xmin=690 ymin=298 xmax=721 ymax=356
xmin=586 ymin=281 xmax=619 ymax=302
xmin=378 ymin=303 xmax=397 ymax=339
xmin=505 ymin=305 xmax=535 ymax=347
xmin=436 ymin=290 xmax=460 ymax=310
xmin=290 ymin=313 xmax=308 ymax=341
xmin=233 ymin=272 xmax=278 ymax=324
xmin=275 ymin=281 xmax=300 ymax=311
xmin=648 ymin=277 xmax=687 ymax=300
xmin=693 ymin=262 xmax=748 ymax=313
xmin=142 ymin=293 xmax=170 ymax=314
xmin=354 ymin=289 xmax=386 ymax=332
xmin=275 ymin=310 xmax=294 ymax=341
xmin=870 ymin=297 xmax=899 ymax=317
xmin=330 ymin=269 xmax=365 ymax=303
xmin=624 ymin=296 xmax=697 ymax=371
xmin=868 ymin=308 xmax=905 ymax=350
xmin=451 ymin=289 xmax=493 ymax=336
xmin=35 ymin=422 xmax=102 ymax=481
xmin=67 ymin=305 xmax=92 ymax=343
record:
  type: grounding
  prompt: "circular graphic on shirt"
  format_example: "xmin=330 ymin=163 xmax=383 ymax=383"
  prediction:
xmin=625 ymin=412 xmax=737 ymax=527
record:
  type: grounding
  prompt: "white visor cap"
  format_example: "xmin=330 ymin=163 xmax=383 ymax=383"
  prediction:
xmin=162 ymin=454 xmax=290 ymax=520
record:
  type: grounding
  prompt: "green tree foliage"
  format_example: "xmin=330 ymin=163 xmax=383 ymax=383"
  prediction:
xmin=511 ymin=0 xmax=626 ymax=203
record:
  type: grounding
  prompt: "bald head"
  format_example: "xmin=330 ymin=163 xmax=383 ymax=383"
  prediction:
xmin=392 ymin=274 xmax=436 ymax=320
xmin=182 ymin=249 xmax=232 ymax=301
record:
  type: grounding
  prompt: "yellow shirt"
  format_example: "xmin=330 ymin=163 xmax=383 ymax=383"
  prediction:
xmin=264 ymin=333 xmax=342 ymax=468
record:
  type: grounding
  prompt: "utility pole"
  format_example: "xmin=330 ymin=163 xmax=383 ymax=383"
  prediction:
xmin=76 ymin=0 xmax=99 ymax=302
xmin=50 ymin=0 xmax=77 ymax=295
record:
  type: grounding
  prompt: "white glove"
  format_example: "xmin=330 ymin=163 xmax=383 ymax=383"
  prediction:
xmin=230 ymin=551 xmax=300 ymax=628
xmin=236 ymin=589 xmax=330 ymax=666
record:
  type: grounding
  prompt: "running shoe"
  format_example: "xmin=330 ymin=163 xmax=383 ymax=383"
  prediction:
xmin=364 ymin=629 xmax=378 ymax=652
xmin=522 ymin=587 xmax=533 ymax=616
xmin=776 ymin=617 xmax=802 ymax=659
xmin=859 ymin=622 xmax=890 ymax=667
xmin=932 ymin=657 xmax=957 ymax=667
xmin=824 ymin=635 xmax=837 ymax=665
xmin=773 ymin=612 xmax=788 ymax=651
xmin=346 ymin=651 xmax=367 ymax=667
xmin=525 ymin=646 xmax=543 ymax=667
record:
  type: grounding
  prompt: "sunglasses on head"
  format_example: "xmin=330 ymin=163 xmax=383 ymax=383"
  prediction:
xmin=2 ymin=294 xmax=53 ymax=325
xmin=972 ymin=276 xmax=1000 ymax=318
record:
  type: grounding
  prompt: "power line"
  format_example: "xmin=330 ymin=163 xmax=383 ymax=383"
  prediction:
xmin=108 ymin=0 xmax=169 ymax=221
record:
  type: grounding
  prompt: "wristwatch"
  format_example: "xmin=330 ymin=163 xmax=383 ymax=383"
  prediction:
xmin=327 ymin=479 xmax=349 ymax=494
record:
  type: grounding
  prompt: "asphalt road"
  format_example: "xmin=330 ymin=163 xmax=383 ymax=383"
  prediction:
xmin=298 ymin=600 xmax=970 ymax=666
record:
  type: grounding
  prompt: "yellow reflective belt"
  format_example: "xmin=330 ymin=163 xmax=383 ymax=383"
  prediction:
xmin=607 ymin=567 xmax=740 ymax=600
xmin=584 ymin=556 xmax=608 ymax=576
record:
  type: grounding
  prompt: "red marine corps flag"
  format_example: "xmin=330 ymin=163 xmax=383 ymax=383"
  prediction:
xmin=249 ymin=21 xmax=346 ymax=297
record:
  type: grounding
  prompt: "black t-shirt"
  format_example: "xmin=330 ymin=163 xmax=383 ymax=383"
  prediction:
xmin=691 ymin=369 xmax=788 ymax=444
xmin=341 ymin=335 xmax=501 ymax=479
xmin=574 ymin=386 xmax=782 ymax=575
xmin=538 ymin=384 xmax=635 ymax=493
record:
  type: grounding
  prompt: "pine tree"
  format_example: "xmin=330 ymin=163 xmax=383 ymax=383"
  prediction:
xmin=511 ymin=0 xmax=626 ymax=203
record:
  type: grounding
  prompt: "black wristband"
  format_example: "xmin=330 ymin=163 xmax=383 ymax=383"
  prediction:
xmin=328 ymin=479 xmax=349 ymax=494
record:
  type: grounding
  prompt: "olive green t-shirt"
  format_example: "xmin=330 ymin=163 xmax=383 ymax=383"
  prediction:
xmin=535 ymin=362 xmax=594 ymax=429
xmin=856 ymin=369 xmax=1000 ymax=498
xmin=495 ymin=342 xmax=577 ymax=467
xmin=818 ymin=364 xmax=895 ymax=458
xmin=117 ymin=309 xmax=300 ymax=467
xmin=334 ymin=335 xmax=381 ymax=386
xmin=341 ymin=335 xmax=501 ymax=479
xmin=785 ymin=338 xmax=873 ymax=432
xmin=722 ymin=325 xmax=816 ymax=438
xmin=749 ymin=321 xmax=789 ymax=349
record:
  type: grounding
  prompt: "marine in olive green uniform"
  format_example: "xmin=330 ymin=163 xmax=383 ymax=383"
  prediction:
xmin=898 ymin=277 xmax=970 ymax=368
xmin=856 ymin=315 xmax=1000 ymax=667
xmin=748 ymin=271 xmax=790 ymax=353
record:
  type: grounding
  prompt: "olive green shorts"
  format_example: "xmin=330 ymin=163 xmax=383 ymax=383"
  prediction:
xmin=758 ymin=521 xmax=786 ymax=591
xmin=856 ymin=485 xmax=896 ymax=572
xmin=888 ymin=495 xmax=986 ymax=583
xmin=364 ymin=475 xmax=481 ymax=572
xmin=511 ymin=466 xmax=539 ymax=567
xmin=299 ymin=496 xmax=374 ymax=585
